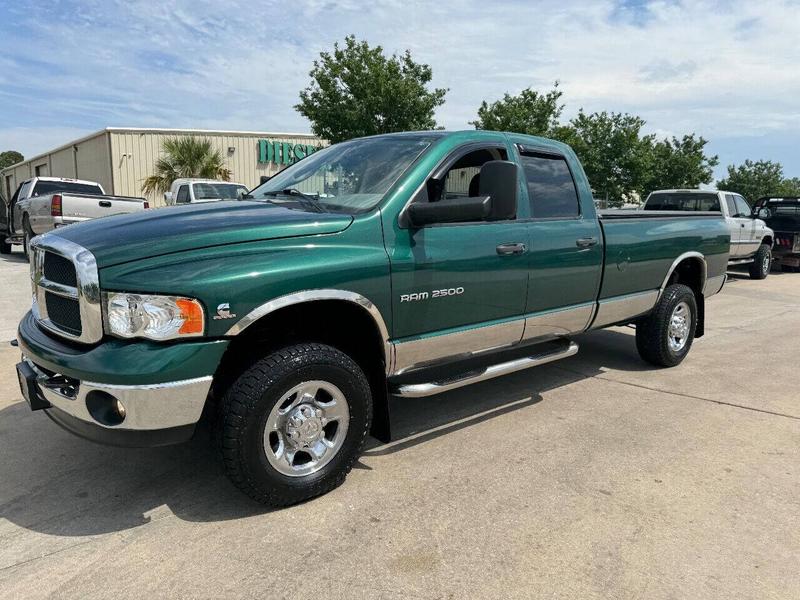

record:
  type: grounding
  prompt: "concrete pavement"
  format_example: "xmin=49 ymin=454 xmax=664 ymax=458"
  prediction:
xmin=0 ymin=254 xmax=798 ymax=599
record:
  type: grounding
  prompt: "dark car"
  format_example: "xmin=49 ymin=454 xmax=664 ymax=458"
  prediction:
xmin=754 ymin=197 xmax=800 ymax=271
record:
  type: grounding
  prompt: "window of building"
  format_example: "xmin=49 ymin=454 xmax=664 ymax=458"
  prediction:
xmin=520 ymin=153 xmax=580 ymax=218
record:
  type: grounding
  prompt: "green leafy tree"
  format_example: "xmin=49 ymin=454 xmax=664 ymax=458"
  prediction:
xmin=141 ymin=137 xmax=231 ymax=196
xmin=776 ymin=176 xmax=800 ymax=197
xmin=471 ymin=83 xmax=564 ymax=137
xmin=0 ymin=150 xmax=24 ymax=170
xmin=556 ymin=111 xmax=652 ymax=207
xmin=296 ymin=36 xmax=447 ymax=143
xmin=639 ymin=134 xmax=718 ymax=197
xmin=716 ymin=159 xmax=787 ymax=204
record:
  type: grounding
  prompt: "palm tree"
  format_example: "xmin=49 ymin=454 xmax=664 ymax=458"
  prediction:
xmin=141 ymin=137 xmax=232 ymax=195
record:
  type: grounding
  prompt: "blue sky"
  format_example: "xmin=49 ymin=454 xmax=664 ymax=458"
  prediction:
xmin=1 ymin=0 xmax=799 ymax=180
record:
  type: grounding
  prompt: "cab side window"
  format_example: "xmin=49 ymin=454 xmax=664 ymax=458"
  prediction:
xmin=176 ymin=185 xmax=190 ymax=204
xmin=520 ymin=153 xmax=580 ymax=219
xmin=733 ymin=195 xmax=751 ymax=217
xmin=434 ymin=147 xmax=507 ymax=203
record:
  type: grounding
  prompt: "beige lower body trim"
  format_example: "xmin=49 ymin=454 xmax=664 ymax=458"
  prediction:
xmin=391 ymin=319 xmax=524 ymax=376
xmin=522 ymin=303 xmax=594 ymax=341
xmin=702 ymin=274 xmax=726 ymax=297
xmin=391 ymin=303 xmax=595 ymax=376
xmin=592 ymin=290 xmax=659 ymax=329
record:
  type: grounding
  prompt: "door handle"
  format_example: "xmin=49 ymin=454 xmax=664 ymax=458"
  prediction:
xmin=496 ymin=242 xmax=527 ymax=256
xmin=576 ymin=237 xmax=598 ymax=248
xmin=99 ymin=200 xmax=112 ymax=208
xmin=740 ymin=223 xmax=745 ymax=227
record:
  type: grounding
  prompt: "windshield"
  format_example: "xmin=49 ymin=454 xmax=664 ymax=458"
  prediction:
xmin=32 ymin=180 xmax=103 ymax=196
xmin=644 ymin=192 xmax=720 ymax=211
xmin=249 ymin=135 xmax=435 ymax=213
xmin=193 ymin=182 xmax=248 ymax=200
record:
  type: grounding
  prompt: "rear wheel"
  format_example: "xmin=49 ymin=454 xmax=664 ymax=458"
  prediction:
xmin=636 ymin=284 xmax=697 ymax=367
xmin=217 ymin=343 xmax=372 ymax=506
xmin=22 ymin=217 xmax=33 ymax=261
xmin=0 ymin=237 xmax=10 ymax=254
xmin=748 ymin=243 xmax=771 ymax=279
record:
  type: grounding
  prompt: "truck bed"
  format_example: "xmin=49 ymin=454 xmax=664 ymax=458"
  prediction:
xmin=597 ymin=210 xmax=729 ymax=301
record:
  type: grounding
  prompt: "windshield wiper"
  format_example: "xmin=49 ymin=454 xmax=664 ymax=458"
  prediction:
xmin=263 ymin=188 xmax=325 ymax=212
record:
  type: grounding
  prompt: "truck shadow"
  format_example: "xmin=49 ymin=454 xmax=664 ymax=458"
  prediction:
xmin=0 ymin=329 xmax=653 ymax=536
xmin=0 ymin=251 xmax=27 ymax=264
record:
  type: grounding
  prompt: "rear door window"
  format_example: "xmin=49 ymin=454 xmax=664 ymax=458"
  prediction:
xmin=18 ymin=181 xmax=33 ymax=199
xmin=725 ymin=195 xmax=737 ymax=216
xmin=176 ymin=185 xmax=190 ymax=203
xmin=520 ymin=152 xmax=580 ymax=219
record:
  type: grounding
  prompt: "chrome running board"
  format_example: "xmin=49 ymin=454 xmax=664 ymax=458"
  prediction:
xmin=392 ymin=341 xmax=579 ymax=398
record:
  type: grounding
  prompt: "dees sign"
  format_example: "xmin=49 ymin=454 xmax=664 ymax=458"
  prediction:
xmin=258 ymin=139 xmax=322 ymax=166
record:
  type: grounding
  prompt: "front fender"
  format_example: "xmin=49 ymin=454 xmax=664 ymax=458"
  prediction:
xmin=99 ymin=213 xmax=392 ymax=339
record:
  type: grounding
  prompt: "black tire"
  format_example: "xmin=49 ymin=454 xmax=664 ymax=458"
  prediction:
xmin=217 ymin=343 xmax=372 ymax=506
xmin=635 ymin=284 xmax=697 ymax=367
xmin=22 ymin=217 xmax=33 ymax=261
xmin=748 ymin=243 xmax=771 ymax=279
xmin=0 ymin=238 xmax=10 ymax=254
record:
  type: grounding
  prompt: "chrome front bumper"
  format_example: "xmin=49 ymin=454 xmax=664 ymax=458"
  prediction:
xmin=22 ymin=357 xmax=212 ymax=443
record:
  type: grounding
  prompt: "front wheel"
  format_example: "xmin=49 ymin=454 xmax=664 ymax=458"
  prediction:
xmin=217 ymin=343 xmax=372 ymax=506
xmin=748 ymin=243 xmax=771 ymax=279
xmin=636 ymin=284 xmax=697 ymax=367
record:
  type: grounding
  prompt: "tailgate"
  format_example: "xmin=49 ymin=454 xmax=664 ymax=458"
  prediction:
xmin=61 ymin=194 xmax=146 ymax=221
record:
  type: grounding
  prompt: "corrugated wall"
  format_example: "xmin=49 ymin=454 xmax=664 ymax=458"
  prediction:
xmin=75 ymin=133 xmax=112 ymax=192
xmin=109 ymin=131 xmax=323 ymax=206
xmin=0 ymin=130 xmax=113 ymax=198
xmin=49 ymin=147 xmax=76 ymax=179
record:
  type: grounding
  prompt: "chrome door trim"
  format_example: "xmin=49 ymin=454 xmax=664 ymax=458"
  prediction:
xmin=391 ymin=318 xmax=524 ymax=376
xmin=521 ymin=303 xmax=594 ymax=342
xmin=659 ymin=251 xmax=707 ymax=298
xmin=592 ymin=290 xmax=659 ymax=329
xmin=225 ymin=289 xmax=393 ymax=372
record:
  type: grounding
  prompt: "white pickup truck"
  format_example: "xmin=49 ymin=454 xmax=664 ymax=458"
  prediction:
xmin=1 ymin=177 xmax=148 ymax=258
xmin=643 ymin=189 xmax=774 ymax=279
xmin=164 ymin=178 xmax=249 ymax=205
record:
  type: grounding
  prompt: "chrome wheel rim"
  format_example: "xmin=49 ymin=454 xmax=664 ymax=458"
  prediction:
xmin=667 ymin=301 xmax=691 ymax=353
xmin=763 ymin=253 xmax=770 ymax=272
xmin=263 ymin=380 xmax=349 ymax=477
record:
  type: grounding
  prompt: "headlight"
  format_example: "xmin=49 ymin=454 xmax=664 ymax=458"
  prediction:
xmin=105 ymin=293 xmax=205 ymax=340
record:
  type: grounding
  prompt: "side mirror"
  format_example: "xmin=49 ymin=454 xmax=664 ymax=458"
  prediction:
xmin=164 ymin=191 xmax=173 ymax=204
xmin=478 ymin=160 xmax=518 ymax=220
xmin=757 ymin=208 xmax=770 ymax=219
xmin=408 ymin=196 xmax=491 ymax=226
xmin=260 ymin=175 xmax=271 ymax=185
xmin=406 ymin=160 xmax=519 ymax=227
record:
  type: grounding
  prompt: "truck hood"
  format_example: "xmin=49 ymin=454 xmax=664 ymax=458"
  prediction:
xmin=51 ymin=200 xmax=354 ymax=267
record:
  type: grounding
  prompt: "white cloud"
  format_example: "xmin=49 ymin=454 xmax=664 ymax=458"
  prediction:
xmin=1 ymin=0 xmax=799 ymax=175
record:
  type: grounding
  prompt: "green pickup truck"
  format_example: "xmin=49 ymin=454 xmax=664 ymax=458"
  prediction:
xmin=16 ymin=130 xmax=730 ymax=506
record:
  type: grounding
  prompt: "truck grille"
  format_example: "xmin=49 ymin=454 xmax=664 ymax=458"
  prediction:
xmin=30 ymin=236 xmax=102 ymax=344
xmin=43 ymin=252 xmax=78 ymax=287
xmin=45 ymin=293 xmax=82 ymax=335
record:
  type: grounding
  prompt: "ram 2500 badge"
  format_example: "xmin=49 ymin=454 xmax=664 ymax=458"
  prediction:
xmin=16 ymin=131 xmax=730 ymax=506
